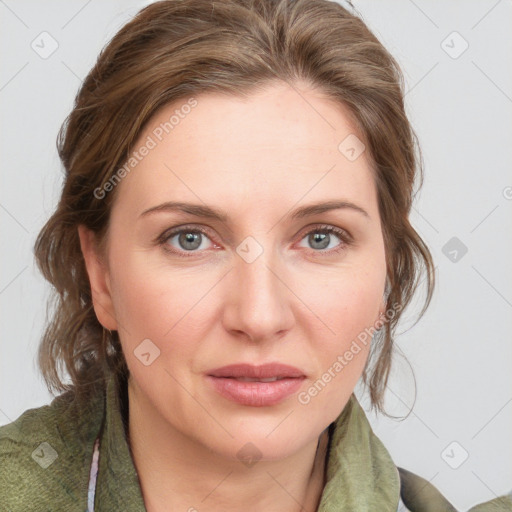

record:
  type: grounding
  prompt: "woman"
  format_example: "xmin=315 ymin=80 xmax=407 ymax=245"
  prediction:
xmin=0 ymin=0 xmax=510 ymax=510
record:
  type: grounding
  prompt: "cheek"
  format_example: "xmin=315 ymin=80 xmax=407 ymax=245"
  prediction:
xmin=331 ymin=278 xmax=383 ymax=346
xmin=110 ymin=269 xmax=169 ymax=339
xmin=107 ymin=247 xmax=197 ymax=354
xmin=304 ymin=259 xmax=385 ymax=349
xmin=296 ymin=264 xmax=385 ymax=417
xmin=107 ymin=253 xmax=206 ymax=406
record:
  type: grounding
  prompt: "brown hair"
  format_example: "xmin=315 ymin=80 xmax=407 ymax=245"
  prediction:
xmin=34 ymin=0 xmax=435 ymax=415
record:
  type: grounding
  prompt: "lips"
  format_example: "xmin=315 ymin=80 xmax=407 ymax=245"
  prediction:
xmin=207 ymin=363 xmax=306 ymax=380
xmin=206 ymin=363 xmax=306 ymax=406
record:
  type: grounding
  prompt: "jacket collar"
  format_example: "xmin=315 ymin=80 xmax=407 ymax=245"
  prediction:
xmin=93 ymin=372 xmax=400 ymax=511
xmin=317 ymin=394 xmax=400 ymax=510
xmin=94 ymin=372 xmax=146 ymax=510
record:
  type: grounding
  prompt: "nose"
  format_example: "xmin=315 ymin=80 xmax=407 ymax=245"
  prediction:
xmin=221 ymin=243 xmax=294 ymax=343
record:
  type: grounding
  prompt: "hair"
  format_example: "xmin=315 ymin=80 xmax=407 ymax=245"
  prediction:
xmin=34 ymin=0 xmax=435 ymax=416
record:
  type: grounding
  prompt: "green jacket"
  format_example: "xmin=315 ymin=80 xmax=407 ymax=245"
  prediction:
xmin=1 ymin=372 xmax=511 ymax=511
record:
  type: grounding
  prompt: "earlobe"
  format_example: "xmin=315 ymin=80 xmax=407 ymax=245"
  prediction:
xmin=77 ymin=225 xmax=118 ymax=331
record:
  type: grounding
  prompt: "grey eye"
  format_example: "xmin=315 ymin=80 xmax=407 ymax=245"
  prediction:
xmin=165 ymin=230 xmax=213 ymax=252
xmin=178 ymin=232 xmax=203 ymax=251
xmin=308 ymin=232 xmax=331 ymax=250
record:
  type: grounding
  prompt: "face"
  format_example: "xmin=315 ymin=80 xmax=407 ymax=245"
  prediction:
xmin=80 ymin=80 xmax=387 ymax=462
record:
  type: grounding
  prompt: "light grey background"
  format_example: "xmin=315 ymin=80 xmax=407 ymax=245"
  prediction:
xmin=1 ymin=0 xmax=511 ymax=510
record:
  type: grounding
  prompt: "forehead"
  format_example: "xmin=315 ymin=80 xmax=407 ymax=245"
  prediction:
xmin=113 ymin=81 xmax=377 ymax=218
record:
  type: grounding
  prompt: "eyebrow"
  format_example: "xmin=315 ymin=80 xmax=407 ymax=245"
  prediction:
xmin=139 ymin=200 xmax=370 ymax=222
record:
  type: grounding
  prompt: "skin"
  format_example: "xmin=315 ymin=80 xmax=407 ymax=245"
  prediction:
xmin=79 ymin=79 xmax=387 ymax=512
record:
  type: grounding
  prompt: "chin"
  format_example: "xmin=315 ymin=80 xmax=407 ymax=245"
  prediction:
xmin=202 ymin=414 xmax=318 ymax=462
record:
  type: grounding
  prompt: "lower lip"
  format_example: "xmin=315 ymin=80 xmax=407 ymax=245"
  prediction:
xmin=206 ymin=376 xmax=305 ymax=406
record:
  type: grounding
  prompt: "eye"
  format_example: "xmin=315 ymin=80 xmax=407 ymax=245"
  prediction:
xmin=296 ymin=225 xmax=352 ymax=255
xmin=157 ymin=223 xmax=352 ymax=258
xmin=158 ymin=225 xmax=217 ymax=257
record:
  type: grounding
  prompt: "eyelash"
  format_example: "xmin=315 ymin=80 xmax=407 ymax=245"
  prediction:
xmin=156 ymin=224 xmax=353 ymax=259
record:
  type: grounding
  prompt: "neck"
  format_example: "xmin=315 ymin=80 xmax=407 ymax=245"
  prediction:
xmin=126 ymin=379 xmax=330 ymax=512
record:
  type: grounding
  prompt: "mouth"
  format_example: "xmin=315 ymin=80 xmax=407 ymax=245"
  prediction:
xmin=206 ymin=363 xmax=306 ymax=407
xmin=221 ymin=376 xmax=288 ymax=382
xmin=207 ymin=362 xmax=306 ymax=379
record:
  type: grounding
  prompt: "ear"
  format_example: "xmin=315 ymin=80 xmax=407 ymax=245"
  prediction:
xmin=77 ymin=224 xmax=118 ymax=331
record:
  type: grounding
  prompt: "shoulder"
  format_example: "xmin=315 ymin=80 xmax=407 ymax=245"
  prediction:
xmin=0 ymin=388 xmax=104 ymax=510
xmin=397 ymin=466 xmax=512 ymax=511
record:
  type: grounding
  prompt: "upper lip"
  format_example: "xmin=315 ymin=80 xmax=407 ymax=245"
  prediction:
xmin=208 ymin=363 xmax=306 ymax=379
